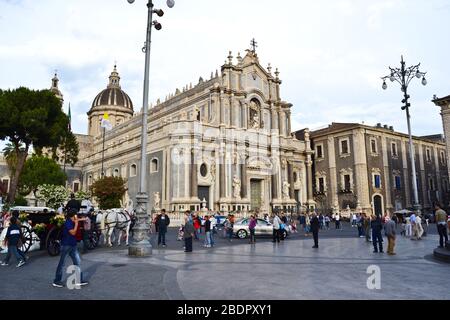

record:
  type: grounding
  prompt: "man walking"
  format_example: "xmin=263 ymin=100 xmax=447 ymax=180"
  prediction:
xmin=203 ymin=215 xmax=212 ymax=248
xmin=371 ymin=214 xmax=384 ymax=253
xmin=435 ymin=203 xmax=448 ymax=248
xmin=310 ymin=212 xmax=320 ymax=249
xmin=156 ymin=209 xmax=170 ymax=247
xmin=272 ymin=212 xmax=282 ymax=243
xmin=335 ymin=213 xmax=341 ymax=230
xmin=53 ymin=210 xmax=88 ymax=288
xmin=363 ymin=213 xmax=372 ymax=242
xmin=385 ymin=213 xmax=397 ymax=255
xmin=183 ymin=212 xmax=195 ymax=253
xmin=1 ymin=216 xmax=26 ymax=267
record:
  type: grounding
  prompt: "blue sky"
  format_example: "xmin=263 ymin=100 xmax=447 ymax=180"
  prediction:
xmin=1 ymin=0 xmax=449 ymax=141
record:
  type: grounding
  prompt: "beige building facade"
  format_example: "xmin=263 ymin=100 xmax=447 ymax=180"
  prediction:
xmin=298 ymin=123 xmax=449 ymax=216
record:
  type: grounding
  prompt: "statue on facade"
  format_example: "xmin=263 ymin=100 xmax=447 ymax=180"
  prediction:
xmin=233 ymin=175 xmax=242 ymax=199
xmin=153 ymin=192 xmax=161 ymax=210
xmin=249 ymin=100 xmax=260 ymax=129
xmin=282 ymin=181 xmax=290 ymax=199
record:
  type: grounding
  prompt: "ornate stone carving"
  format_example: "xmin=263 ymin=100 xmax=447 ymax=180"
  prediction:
xmin=233 ymin=175 xmax=241 ymax=199
xmin=249 ymin=99 xmax=260 ymax=129
xmin=210 ymin=160 xmax=216 ymax=181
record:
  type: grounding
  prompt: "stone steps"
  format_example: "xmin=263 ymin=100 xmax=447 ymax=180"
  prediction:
xmin=433 ymin=247 xmax=450 ymax=263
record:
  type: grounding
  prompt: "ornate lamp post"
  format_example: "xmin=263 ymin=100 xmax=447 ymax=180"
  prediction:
xmin=126 ymin=0 xmax=175 ymax=257
xmin=381 ymin=56 xmax=427 ymax=214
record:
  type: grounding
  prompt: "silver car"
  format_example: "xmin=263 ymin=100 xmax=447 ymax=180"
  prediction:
xmin=233 ymin=218 xmax=290 ymax=239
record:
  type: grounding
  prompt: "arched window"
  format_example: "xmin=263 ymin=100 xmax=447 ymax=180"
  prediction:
xmin=114 ymin=168 xmax=120 ymax=177
xmin=151 ymin=158 xmax=159 ymax=173
xmin=130 ymin=164 xmax=137 ymax=177
xmin=200 ymin=163 xmax=208 ymax=177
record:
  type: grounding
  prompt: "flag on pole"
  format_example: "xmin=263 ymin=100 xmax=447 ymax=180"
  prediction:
xmin=101 ymin=112 xmax=113 ymax=131
xmin=68 ymin=103 xmax=72 ymax=132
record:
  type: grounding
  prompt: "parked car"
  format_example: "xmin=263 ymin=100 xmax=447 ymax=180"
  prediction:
xmin=233 ymin=218 xmax=291 ymax=239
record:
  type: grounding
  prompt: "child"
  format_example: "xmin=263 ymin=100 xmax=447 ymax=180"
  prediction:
xmin=177 ymin=226 xmax=184 ymax=241
xmin=1 ymin=216 xmax=26 ymax=267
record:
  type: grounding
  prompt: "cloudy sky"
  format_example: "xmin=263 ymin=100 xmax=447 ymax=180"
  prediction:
xmin=1 ymin=0 xmax=449 ymax=140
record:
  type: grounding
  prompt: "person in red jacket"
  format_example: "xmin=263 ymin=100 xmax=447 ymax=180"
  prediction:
xmin=193 ymin=214 xmax=201 ymax=240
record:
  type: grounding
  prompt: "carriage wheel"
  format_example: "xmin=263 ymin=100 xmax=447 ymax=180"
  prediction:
xmin=46 ymin=227 xmax=62 ymax=256
xmin=20 ymin=225 xmax=33 ymax=253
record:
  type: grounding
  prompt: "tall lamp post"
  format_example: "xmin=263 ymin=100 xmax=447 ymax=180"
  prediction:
xmin=381 ymin=56 xmax=427 ymax=214
xmin=127 ymin=0 xmax=175 ymax=257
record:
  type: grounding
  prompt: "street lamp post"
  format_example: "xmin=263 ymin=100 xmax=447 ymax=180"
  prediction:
xmin=127 ymin=0 xmax=175 ymax=257
xmin=381 ymin=56 xmax=427 ymax=214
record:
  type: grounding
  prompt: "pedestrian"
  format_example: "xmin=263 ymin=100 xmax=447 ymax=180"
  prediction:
xmin=412 ymin=214 xmax=424 ymax=240
xmin=209 ymin=214 xmax=216 ymax=246
xmin=364 ymin=213 xmax=372 ymax=242
xmin=193 ymin=214 xmax=201 ymax=240
xmin=249 ymin=215 xmax=257 ymax=244
xmin=351 ymin=213 xmax=357 ymax=227
xmin=371 ymin=214 xmax=384 ymax=253
xmin=319 ymin=213 xmax=324 ymax=230
xmin=435 ymin=203 xmax=448 ymax=248
xmin=272 ymin=212 xmax=282 ymax=243
xmin=385 ymin=213 xmax=397 ymax=255
xmin=156 ymin=209 xmax=170 ymax=247
xmin=335 ymin=213 xmax=341 ymax=230
xmin=203 ymin=215 xmax=212 ymax=248
xmin=291 ymin=216 xmax=298 ymax=233
xmin=183 ymin=212 xmax=195 ymax=253
xmin=310 ymin=212 xmax=320 ymax=249
xmin=52 ymin=210 xmax=88 ymax=288
xmin=305 ymin=214 xmax=311 ymax=236
xmin=264 ymin=214 xmax=270 ymax=223
xmin=325 ymin=215 xmax=330 ymax=230
xmin=224 ymin=215 xmax=234 ymax=242
xmin=65 ymin=193 xmax=81 ymax=213
xmin=1 ymin=216 xmax=26 ymax=267
xmin=356 ymin=213 xmax=364 ymax=238
xmin=280 ymin=212 xmax=288 ymax=240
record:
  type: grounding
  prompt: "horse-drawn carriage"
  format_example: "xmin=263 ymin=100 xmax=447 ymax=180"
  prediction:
xmin=1 ymin=206 xmax=135 ymax=256
xmin=0 ymin=206 xmax=101 ymax=256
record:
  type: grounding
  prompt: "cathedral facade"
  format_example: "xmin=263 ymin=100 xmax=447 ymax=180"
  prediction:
xmin=74 ymin=49 xmax=313 ymax=213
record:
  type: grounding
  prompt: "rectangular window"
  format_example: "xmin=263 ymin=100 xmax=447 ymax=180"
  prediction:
xmin=426 ymin=149 xmax=431 ymax=162
xmin=344 ymin=175 xmax=351 ymax=190
xmin=73 ymin=182 xmax=80 ymax=193
xmin=441 ymin=151 xmax=446 ymax=165
xmin=371 ymin=139 xmax=377 ymax=154
xmin=341 ymin=140 xmax=349 ymax=154
xmin=374 ymin=175 xmax=381 ymax=188
xmin=395 ymin=176 xmax=401 ymax=190
xmin=391 ymin=143 xmax=398 ymax=157
xmin=319 ymin=177 xmax=325 ymax=193
xmin=316 ymin=145 xmax=323 ymax=158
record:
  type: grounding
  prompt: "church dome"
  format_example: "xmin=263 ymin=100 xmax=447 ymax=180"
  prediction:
xmin=91 ymin=65 xmax=133 ymax=111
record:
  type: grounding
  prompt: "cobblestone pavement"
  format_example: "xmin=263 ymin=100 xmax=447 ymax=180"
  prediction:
xmin=0 ymin=222 xmax=447 ymax=300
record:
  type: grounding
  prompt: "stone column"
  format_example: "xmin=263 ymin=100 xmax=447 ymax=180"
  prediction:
xmin=240 ymin=159 xmax=247 ymax=199
xmin=434 ymin=147 xmax=442 ymax=202
xmin=401 ymin=139 xmax=412 ymax=207
xmin=219 ymin=151 xmax=226 ymax=199
xmin=288 ymin=162 xmax=295 ymax=199
xmin=191 ymin=149 xmax=198 ymax=198
xmin=306 ymin=159 xmax=314 ymax=207
xmin=381 ymin=135 xmax=392 ymax=209
xmin=327 ymin=136 xmax=339 ymax=211
xmin=352 ymin=129 xmax=371 ymax=210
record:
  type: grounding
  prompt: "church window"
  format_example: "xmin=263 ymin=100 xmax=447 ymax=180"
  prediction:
xmin=114 ymin=168 xmax=120 ymax=177
xmin=429 ymin=177 xmax=435 ymax=191
xmin=344 ymin=175 xmax=351 ymax=190
xmin=73 ymin=182 xmax=80 ymax=193
xmin=200 ymin=163 xmax=208 ymax=177
xmin=370 ymin=138 xmax=377 ymax=154
xmin=391 ymin=143 xmax=398 ymax=157
xmin=316 ymin=144 xmax=323 ymax=159
xmin=318 ymin=177 xmax=325 ymax=193
xmin=151 ymin=159 xmax=159 ymax=173
xmin=394 ymin=176 xmax=401 ymax=190
xmin=339 ymin=138 xmax=350 ymax=155
xmin=426 ymin=148 xmax=432 ymax=162
xmin=373 ymin=174 xmax=381 ymax=189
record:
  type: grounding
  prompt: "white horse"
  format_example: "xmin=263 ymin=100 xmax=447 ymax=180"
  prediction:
xmin=96 ymin=209 xmax=132 ymax=247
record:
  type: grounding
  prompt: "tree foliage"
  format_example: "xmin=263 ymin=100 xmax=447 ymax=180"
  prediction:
xmin=90 ymin=176 xmax=127 ymax=210
xmin=51 ymin=131 xmax=79 ymax=169
xmin=36 ymin=184 xmax=69 ymax=209
xmin=19 ymin=155 xmax=67 ymax=196
xmin=0 ymin=87 xmax=70 ymax=202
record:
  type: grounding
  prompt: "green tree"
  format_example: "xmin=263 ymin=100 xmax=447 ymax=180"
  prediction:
xmin=90 ymin=176 xmax=127 ymax=210
xmin=2 ymin=142 xmax=25 ymax=180
xmin=19 ymin=155 xmax=67 ymax=203
xmin=51 ymin=131 xmax=79 ymax=171
xmin=0 ymin=87 xmax=70 ymax=203
xmin=36 ymin=184 xmax=69 ymax=209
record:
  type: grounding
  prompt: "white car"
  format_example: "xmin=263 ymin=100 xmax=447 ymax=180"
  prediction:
xmin=233 ymin=218 xmax=291 ymax=239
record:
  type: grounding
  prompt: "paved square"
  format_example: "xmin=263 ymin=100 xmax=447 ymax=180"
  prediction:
xmin=1 ymin=223 xmax=448 ymax=300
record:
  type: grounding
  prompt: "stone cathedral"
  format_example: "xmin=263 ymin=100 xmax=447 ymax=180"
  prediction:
xmin=60 ymin=47 xmax=315 ymax=213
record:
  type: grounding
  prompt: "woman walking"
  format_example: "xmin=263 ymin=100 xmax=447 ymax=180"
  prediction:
xmin=249 ymin=215 xmax=257 ymax=244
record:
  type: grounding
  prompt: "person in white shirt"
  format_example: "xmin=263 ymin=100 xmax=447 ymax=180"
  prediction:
xmin=272 ymin=213 xmax=282 ymax=243
xmin=335 ymin=213 xmax=341 ymax=230
xmin=352 ymin=213 xmax=357 ymax=227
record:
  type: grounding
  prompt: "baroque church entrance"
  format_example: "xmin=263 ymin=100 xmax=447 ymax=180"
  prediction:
xmin=198 ymin=186 xmax=210 ymax=210
xmin=250 ymin=179 xmax=262 ymax=211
